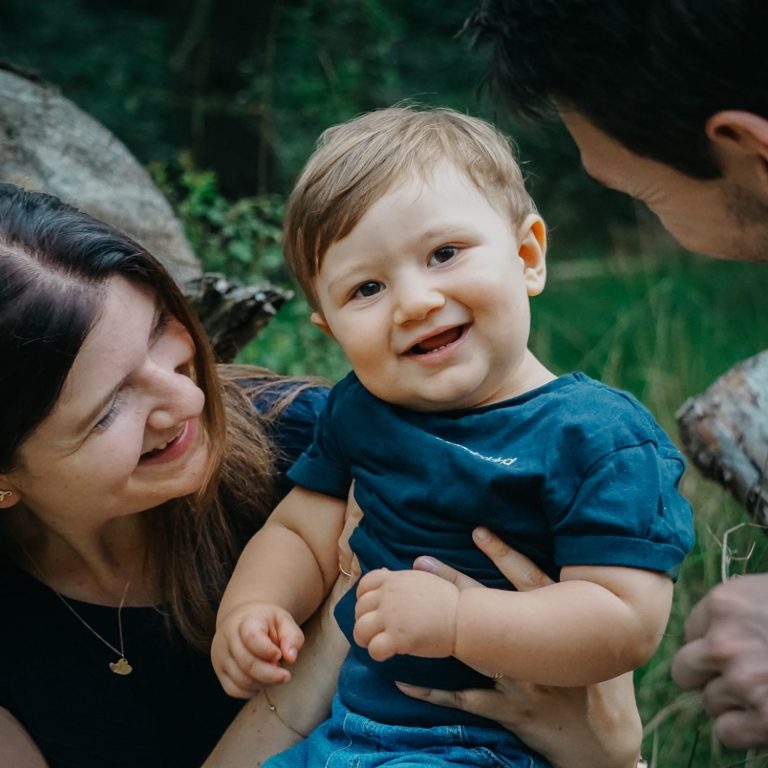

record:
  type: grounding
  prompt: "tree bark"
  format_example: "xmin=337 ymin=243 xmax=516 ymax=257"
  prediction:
xmin=0 ymin=63 xmax=288 ymax=362
xmin=677 ymin=350 xmax=768 ymax=526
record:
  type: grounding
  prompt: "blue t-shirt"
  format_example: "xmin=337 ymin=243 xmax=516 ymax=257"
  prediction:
xmin=289 ymin=371 xmax=693 ymax=727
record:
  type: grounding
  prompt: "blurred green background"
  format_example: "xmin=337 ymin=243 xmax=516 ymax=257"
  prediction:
xmin=2 ymin=1 xmax=767 ymax=765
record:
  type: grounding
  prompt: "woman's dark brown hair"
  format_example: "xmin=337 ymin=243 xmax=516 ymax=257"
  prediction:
xmin=0 ymin=183 xmax=302 ymax=650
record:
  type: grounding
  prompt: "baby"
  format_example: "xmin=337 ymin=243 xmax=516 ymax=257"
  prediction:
xmin=212 ymin=106 xmax=693 ymax=767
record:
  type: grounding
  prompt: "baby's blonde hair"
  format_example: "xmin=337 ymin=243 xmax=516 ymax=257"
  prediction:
xmin=283 ymin=106 xmax=536 ymax=308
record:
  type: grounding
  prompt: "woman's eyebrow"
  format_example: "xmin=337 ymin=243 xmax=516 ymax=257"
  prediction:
xmin=147 ymin=302 xmax=166 ymax=344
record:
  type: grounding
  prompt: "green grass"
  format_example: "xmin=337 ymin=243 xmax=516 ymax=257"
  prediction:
xmin=537 ymin=247 xmax=768 ymax=767
xmin=238 ymin=239 xmax=768 ymax=767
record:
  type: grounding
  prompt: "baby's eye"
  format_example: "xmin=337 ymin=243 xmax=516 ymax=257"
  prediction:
xmin=353 ymin=281 xmax=384 ymax=298
xmin=429 ymin=246 xmax=459 ymax=265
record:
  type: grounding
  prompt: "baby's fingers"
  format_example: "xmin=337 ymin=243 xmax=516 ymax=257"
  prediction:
xmin=353 ymin=610 xmax=396 ymax=661
xmin=275 ymin=617 xmax=305 ymax=665
xmin=366 ymin=630 xmax=398 ymax=662
xmin=354 ymin=587 xmax=380 ymax=621
xmin=239 ymin=618 xmax=283 ymax=663
xmin=356 ymin=568 xmax=390 ymax=598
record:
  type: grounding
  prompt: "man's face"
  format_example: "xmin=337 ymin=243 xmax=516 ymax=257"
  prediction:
xmin=560 ymin=109 xmax=768 ymax=263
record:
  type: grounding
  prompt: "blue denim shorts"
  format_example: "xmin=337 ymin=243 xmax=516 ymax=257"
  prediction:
xmin=263 ymin=696 xmax=550 ymax=768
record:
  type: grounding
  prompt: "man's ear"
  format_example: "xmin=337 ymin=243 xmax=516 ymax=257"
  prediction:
xmin=310 ymin=311 xmax=335 ymax=339
xmin=706 ymin=111 xmax=768 ymax=187
xmin=517 ymin=213 xmax=547 ymax=297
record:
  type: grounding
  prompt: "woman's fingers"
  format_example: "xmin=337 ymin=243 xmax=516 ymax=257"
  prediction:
xmin=396 ymin=681 xmax=515 ymax=724
xmin=414 ymin=529 xmax=554 ymax=594
xmin=471 ymin=527 xmax=554 ymax=591
xmin=339 ymin=482 xmax=363 ymax=579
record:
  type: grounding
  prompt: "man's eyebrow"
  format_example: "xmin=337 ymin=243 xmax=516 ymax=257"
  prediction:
xmin=72 ymin=300 xmax=163 ymax=434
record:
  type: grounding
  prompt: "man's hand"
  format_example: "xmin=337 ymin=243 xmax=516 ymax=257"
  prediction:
xmin=672 ymin=573 xmax=768 ymax=749
xmin=354 ymin=568 xmax=460 ymax=661
xmin=211 ymin=602 xmax=304 ymax=699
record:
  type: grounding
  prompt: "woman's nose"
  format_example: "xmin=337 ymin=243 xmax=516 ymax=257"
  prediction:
xmin=145 ymin=369 xmax=205 ymax=432
xmin=392 ymin=281 xmax=445 ymax=326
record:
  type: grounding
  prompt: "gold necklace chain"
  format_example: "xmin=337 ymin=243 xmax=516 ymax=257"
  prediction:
xmin=18 ymin=543 xmax=134 ymax=676
xmin=51 ymin=580 xmax=133 ymax=675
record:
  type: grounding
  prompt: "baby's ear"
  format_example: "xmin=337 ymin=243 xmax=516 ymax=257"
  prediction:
xmin=310 ymin=311 xmax=335 ymax=339
xmin=517 ymin=214 xmax=547 ymax=297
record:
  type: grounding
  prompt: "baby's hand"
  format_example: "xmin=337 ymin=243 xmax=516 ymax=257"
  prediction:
xmin=211 ymin=602 xmax=304 ymax=699
xmin=353 ymin=568 xmax=460 ymax=662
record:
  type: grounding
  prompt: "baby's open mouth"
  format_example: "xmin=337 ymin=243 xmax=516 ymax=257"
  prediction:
xmin=407 ymin=325 xmax=466 ymax=355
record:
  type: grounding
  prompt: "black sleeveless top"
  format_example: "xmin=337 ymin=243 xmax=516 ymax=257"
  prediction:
xmin=0 ymin=384 xmax=327 ymax=768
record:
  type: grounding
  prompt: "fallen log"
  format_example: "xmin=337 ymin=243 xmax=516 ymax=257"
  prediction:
xmin=677 ymin=350 xmax=768 ymax=526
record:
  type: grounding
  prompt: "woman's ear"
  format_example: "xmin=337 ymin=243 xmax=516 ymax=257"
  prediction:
xmin=706 ymin=111 xmax=768 ymax=189
xmin=0 ymin=481 xmax=20 ymax=509
xmin=517 ymin=213 xmax=547 ymax=297
xmin=310 ymin=311 xmax=335 ymax=340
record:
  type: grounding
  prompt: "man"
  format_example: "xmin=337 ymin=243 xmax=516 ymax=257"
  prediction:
xmin=467 ymin=0 xmax=768 ymax=751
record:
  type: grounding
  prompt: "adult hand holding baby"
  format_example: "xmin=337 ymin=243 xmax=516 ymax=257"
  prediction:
xmin=401 ymin=527 xmax=643 ymax=768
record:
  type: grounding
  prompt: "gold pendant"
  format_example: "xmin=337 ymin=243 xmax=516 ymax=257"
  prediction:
xmin=109 ymin=657 xmax=133 ymax=675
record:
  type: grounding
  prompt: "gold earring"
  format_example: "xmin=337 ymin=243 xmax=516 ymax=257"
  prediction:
xmin=0 ymin=490 xmax=13 ymax=502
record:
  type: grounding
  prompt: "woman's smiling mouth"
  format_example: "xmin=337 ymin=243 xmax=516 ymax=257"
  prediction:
xmin=140 ymin=418 xmax=199 ymax=465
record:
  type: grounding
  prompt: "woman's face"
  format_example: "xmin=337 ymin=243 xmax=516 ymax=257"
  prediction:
xmin=2 ymin=277 xmax=210 ymax=531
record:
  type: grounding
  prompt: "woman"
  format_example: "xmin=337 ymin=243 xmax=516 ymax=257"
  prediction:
xmin=0 ymin=183 xmax=641 ymax=768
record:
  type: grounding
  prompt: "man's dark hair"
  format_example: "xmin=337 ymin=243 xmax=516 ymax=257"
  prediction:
xmin=468 ymin=0 xmax=767 ymax=179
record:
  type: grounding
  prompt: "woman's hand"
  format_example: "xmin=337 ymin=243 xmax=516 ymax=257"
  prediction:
xmin=400 ymin=528 xmax=643 ymax=768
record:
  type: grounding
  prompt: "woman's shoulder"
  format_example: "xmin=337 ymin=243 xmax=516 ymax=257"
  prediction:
xmin=220 ymin=364 xmax=329 ymax=470
xmin=219 ymin=364 xmax=328 ymax=417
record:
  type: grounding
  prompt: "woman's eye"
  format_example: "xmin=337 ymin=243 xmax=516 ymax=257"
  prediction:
xmin=430 ymin=246 xmax=458 ymax=265
xmin=353 ymin=281 xmax=384 ymax=299
xmin=93 ymin=395 xmax=122 ymax=432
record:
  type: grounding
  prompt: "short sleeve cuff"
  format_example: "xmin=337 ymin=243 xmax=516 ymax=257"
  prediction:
xmin=288 ymin=453 xmax=350 ymax=500
xmin=556 ymin=535 xmax=688 ymax=580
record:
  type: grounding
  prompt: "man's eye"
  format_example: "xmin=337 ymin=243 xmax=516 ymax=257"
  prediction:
xmin=354 ymin=281 xmax=384 ymax=298
xmin=430 ymin=246 xmax=458 ymax=265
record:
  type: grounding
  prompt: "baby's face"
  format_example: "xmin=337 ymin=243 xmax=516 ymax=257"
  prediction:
xmin=311 ymin=163 xmax=547 ymax=411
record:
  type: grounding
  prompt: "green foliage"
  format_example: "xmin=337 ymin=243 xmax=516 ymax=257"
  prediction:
xmin=151 ymin=153 xmax=286 ymax=281
xmin=151 ymin=154 xmax=346 ymax=379
xmin=531 ymin=245 xmax=768 ymax=768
